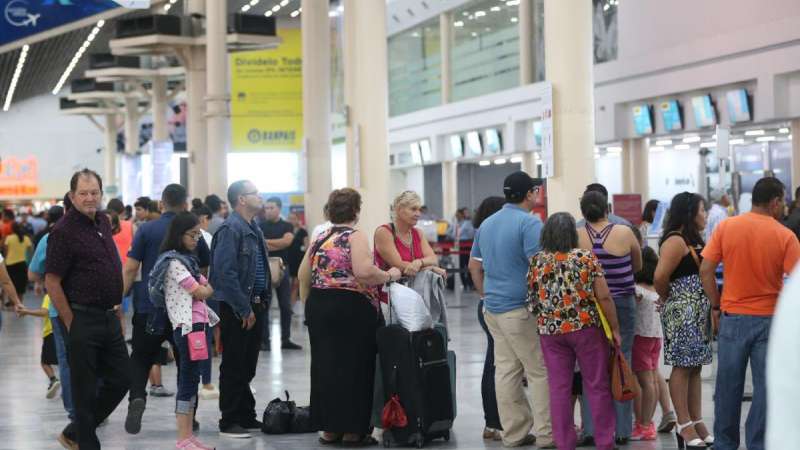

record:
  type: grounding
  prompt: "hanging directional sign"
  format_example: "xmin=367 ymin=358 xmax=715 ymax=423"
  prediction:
xmin=1 ymin=0 xmax=119 ymax=48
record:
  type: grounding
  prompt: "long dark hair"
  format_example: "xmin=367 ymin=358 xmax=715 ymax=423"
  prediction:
xmin=473 ymin=196 xmax=505 ymax=228
xmin=11 ymin=221 xmax=25 ymax=242
xmin=160 ymin=212 xmax=199 ymax=254
xmin=641 ymin=199 xmax=659 ymax=224
xmin=658 ymin=192 xmax=705 ymax=247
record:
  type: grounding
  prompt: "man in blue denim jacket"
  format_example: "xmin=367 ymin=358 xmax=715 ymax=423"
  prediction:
xmin=210 ymin=179 xmax=272 ymax=439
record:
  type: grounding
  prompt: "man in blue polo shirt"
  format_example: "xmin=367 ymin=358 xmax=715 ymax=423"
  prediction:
xmin=121 ymin=184 xmax=211 ymax=434
xmin=469 ymin=171 xmax=554 ymax=448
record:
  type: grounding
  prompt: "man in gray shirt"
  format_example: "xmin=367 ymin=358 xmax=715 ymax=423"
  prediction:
xmin=576 ymin=183 xmax=632 ymax=227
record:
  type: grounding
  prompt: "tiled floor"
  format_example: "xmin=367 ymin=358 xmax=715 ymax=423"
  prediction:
xmin=0 ymin=289 xmax=739 ymax=450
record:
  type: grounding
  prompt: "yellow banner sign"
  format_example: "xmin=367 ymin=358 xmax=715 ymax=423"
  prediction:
xmin=230 ymin=28 xmax=303 ymax=152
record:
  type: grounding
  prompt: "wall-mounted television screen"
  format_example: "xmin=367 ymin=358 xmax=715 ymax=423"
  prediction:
xmin=533 ymin=121 xmax=542 ymax=146
xmin=419 ymin=139 xmax=432 ymax=162
xmin=633 ymin=104 xmax=654 ymax=135
xmin=726 ymin=89 xmax=751 ymax=123
xmin=449 ymin=135 xmax=464 ymax=158
xmin=660 ymin=100 xmax=683 ymax=131
xmin=691 ymin=95 xmax=716 ymax=128
xmin=484 ymin=128 xmax=502 ymax=155
xmin=409 ymin=142 xmax=422 ymax=165
xmin=466 ymin=131 xmax=483 ymax=156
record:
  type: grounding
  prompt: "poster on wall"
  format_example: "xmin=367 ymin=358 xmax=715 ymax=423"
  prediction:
xmin=612 ymin=194 xmax=642 ymax=226
xmin=230 ymin=28 xmax=303 ymax=152
xmin=540 ymin=83 xmax=554 ymax=178
xmin=0 ymin=155 xmax=39 ymax=196
xmin=149 ymin=140 xmax=173 ymax=199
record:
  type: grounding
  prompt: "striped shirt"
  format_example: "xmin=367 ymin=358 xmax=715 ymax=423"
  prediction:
xmin=586 ymin=223 xmax=635 ymax=297
xmin=253 ymin=237 xmax=268 ymax=296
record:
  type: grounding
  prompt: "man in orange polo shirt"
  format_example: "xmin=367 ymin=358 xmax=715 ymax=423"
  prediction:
xmin=700 ymin=177 xmax=800 ymax=450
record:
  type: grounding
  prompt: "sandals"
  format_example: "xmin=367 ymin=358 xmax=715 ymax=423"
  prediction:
xmin=693 ymin=419 xmax=715 ymax=445
xmin=675 ymin=421 xmax=706 ymax=449
xmin=319 ymin=433 xmax=342 ymax=445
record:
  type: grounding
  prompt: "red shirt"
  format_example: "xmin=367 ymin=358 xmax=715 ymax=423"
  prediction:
xmin=374 ymin=224 xmax=424 ymax=270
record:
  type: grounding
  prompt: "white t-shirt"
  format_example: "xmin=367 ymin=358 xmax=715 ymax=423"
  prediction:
xmin=767 ymin=265 xmax=800 ymax=450
xmin=634 ymin=284 xmax=662 ymax=338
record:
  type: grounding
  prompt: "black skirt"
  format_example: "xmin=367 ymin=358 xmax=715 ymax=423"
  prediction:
xmin=306 ymin=288 xmax=379 ymax=434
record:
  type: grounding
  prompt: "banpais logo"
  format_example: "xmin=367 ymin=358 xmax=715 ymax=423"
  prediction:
xmin=5 ymin=0 xmax=42 ymax=27
xmin=247 ymin=129 xmax=296 ymax=144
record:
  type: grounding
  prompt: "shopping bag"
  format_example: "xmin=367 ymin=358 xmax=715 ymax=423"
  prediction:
xmin=290 ymin=406 xmax=315 ymax=433
xmin=388 ymin=282 xmax=432 ymax=332
xmin=381 ymin=394 xmax=408 ymax=430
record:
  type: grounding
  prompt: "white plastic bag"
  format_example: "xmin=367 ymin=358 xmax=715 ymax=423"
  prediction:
xmin=388 ymin=282 xmax=433 ymax=332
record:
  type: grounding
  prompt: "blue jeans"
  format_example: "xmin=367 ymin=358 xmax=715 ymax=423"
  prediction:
xmin=580 ymin=294 xmax=636 ymax=440
xmin=53 ymin=317 xmax=75 ymax=421
xmin=714 ymin=313 xmax=771 ymax=450
xmin=200 ymin=326 xmax=214 ymax=385
xmin=173 ymin=324 xmax=206 ymax=415
xmin=263 ymin=271 xmax=292 ymax=345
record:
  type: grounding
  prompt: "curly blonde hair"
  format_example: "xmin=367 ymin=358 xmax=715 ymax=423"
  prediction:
xmin=392 ymin=190 xmax=422 ymax=213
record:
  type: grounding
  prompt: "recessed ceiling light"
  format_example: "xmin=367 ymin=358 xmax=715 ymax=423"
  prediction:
xmin=453 ymin=20 xmax=464 ymax=27
xmin=683 ymin=136 xmax=701 ymax=143
xmin=272 ymin=5 xmax=281 ymax=12
xmin=474 ymin=10 xmax=486 ymax=17
xmin=290 ymin=9 xmax=300 ymax=17
xmin=649 ymin=146 xmax=665 ymax=152
xmin=729 ymin=138 xmax=745 ymax=145
xmin=506 ymin=0 xmax=520 ymax=5
xmin=655 ymin=139 xmax=672 ymax=146
xmin=756 ymin=136 xmax=776 ymax=142
xmin=674 ymin=144 xmax=691 ymax=150
xmin=265 ymin=10 xmax=273 ymax=16
xmin=490 ymin=6 xmax=501 ymax=12
xmin=494 ymin=158 xmax=507 ymax=165
xmin=479 ymin=160 xmax=491 ymax=166
xmin=510 ymin=17 xmax=518 ymax=23
xmin=779 ymin=127 xmax=790 ymax=134
xmin=510 ymin=156 xmax=523 ymax=163
xmin=241 ymin=4 xmax=251 ymax=12
xmin=606 ymin=146 xmax=622 ymax=153
xmin=280 ymin=0 xmax=289 ymax=6
xmin=744 ymin=129 xmax=765 ymax=136
xmin=699 ymin=142 xmax=716 ymax=148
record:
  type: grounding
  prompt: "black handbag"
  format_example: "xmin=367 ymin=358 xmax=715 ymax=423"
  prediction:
xmin=262 ymin=391 xmax=296 ymax=434
xmin=290 ymin=405 xmax=315 ymax=433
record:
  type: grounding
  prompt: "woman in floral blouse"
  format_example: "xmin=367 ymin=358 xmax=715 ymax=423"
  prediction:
xmin=527 ymin=212 xmax=621 ymax=450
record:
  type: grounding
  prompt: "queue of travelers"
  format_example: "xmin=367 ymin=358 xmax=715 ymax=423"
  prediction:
xmin=3 ymin=167 xmax=800 ymax=450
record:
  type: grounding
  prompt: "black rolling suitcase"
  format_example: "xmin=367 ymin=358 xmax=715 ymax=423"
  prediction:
xmin=376 ymin=324 xmax=454 ymax=448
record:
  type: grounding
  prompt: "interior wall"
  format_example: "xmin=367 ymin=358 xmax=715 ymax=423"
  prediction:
xmin=0 ymin=94 xmax=104 ymax=200
xmin=457 ymin=162 xmax=521 ymax=214
xmin=423 ymin=164 xmax=443 ymax=218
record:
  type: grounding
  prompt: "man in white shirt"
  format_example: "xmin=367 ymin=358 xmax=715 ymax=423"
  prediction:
xmin=705 ymin=188 xmax=730 ymax=241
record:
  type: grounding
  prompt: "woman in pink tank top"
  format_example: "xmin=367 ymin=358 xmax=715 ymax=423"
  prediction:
xmin=374 ymin=191 xmax=442 ymax=278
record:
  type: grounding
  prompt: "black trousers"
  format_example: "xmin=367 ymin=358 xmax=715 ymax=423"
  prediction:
xmin=129 ymin=312 xmax=178 ymax=402
xmin=477 ymin=300 xmax=502 ymax=430
xmin=219 ymin=301 xmax=264 ymax=430
xmin=459 ymin=251 xmax=474 ymax=289
xmin=64 ymin=307 xmax=130 ymax=450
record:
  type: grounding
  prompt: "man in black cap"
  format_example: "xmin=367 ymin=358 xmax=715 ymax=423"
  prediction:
xmin=468 ymin=171 xmax=554 ymax=448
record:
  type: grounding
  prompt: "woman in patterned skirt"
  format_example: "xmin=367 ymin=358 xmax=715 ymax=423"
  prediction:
xmin=654 ymin=192 xmax=713 ymax=449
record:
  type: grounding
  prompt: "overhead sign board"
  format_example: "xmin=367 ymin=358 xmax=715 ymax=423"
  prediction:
xmin=1 ymin=0 xmax=118 ymax=48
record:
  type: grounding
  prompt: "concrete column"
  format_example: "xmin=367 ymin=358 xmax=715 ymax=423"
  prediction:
xmin=151 ymin=75 xmax=169 ymax=142
xmin=442 ymin=161 xmax=457 ymax=221
xmin=302 ymin=0 xmax=332 ymax=231
xmin=521 ymin=151 xmax=537 ymax=177
xmin=183 ymin=0 xmax=208 ymax=197
xmin=519 ymin=0 xmax=534 ymax=85
xmin=543 ymin=0 xmax=594 ymax=216
xmin=440 ymin=12 xmax=452 ymax=104
xmin=621 ymin=139 xmax=649 ymax=197
xmin=205 ymin=0 xmax=229 ymax=197
xmin=123 ymin=97 xmax=139 ymax=154
xmin=104 ymin=114 xmax=118 ymax=191
xmin=343 ymin=0 xmax=391 ymax=239
xmin=792 ymin=119 xmax=800 ymax=191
